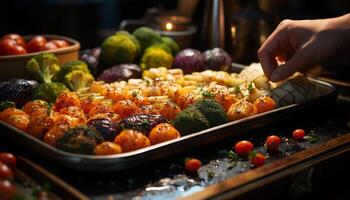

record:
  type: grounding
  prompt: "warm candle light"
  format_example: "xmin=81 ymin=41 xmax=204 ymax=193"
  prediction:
xmin=165 ymin=22 xmax=173 ymax=31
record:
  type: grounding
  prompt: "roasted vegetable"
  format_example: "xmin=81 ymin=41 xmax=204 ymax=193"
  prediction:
xmin=87 ymin=118 xmax=121 ymax=141
xmin=149 ymin=123 xmax=180 ymax=145
xmin=0 ymin=108 xmax=30 ymax=131
xmin=203 ymin=48 xmax=232 ymax=71
xmin=26 ymin=53 xmax=60 ymax=83
xmin=174 ymin=49 xmax=204 ymax=74
xmin=99 ymin=31 xmax=141 ymax=67
xmin=120 ymin=114 xmax=167 ymax=135
xmin=56 ymin=125 xmax=103 ymax=154
xmin=140 ymin=45 xmax=173 ymax=70
xmin=23 ymin=100 xmax=50 ymax=117
xmin=97 ymin=64 xmax=142 ymax=83
xmin=0 ymin=79 xmax=38 ymax=107
xmin=194 ymin=99 xmax=229 ymax=127
xmin=32 ymin=82 xmax=69 ymax=103
xmin=26 ymin=115 xmax=54 ymax=139
xmin=0 ymin=101 xmax=15 ymax=112
xmin=113 ymin=100 xmax=139 ymax=119
xmin=173 ymin=106 xmax=210 ymax=135
xmin=94 ymin=142 xmax=122 ymax=155
xmin=132 ymin=27 xmax=162 ymax=53
xmin=161 ymin=36 xmax=179 ymax=55
xmin=227 ymin=100 xmax=257 ymax=121
xmin=57 ymin=60 xmax=90 ymax=82
xmin=64 ymin=70 xmax=94 ymax=91
xmin=114 ymin=129 xmax=150 ymax=152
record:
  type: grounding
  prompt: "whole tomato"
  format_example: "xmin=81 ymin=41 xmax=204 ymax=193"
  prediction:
xmin=26 ymin=35 xmax=47 ymax=53
xmin=265 ymin=135 xmax=282 ymax=151
xmin=185 ymin=158 xmax=202 ymax=173
xmin=41 ymin=41 xmax=59 ymax=51
xmin=0 ymin=153 xmax=17 ymax=167
xmin=250 ymin=153 xmax=266 ymax=167
xmin=50 ymin=39 xmax=69 ymax=48
xmin=2 ymin=34 xmax=25 ymax=46
xmin=293 ymin=129 xmax=305 ymax=140
xmin=9 ymin=45 xmax=27 ymax=55
xmin=0 ymin=38 xmax=17 ymax=55
xmin=0 ymin=180 xmax=16 ymax=200
xmin=234 ymin=140 xmax=254 ymax=156
xmin=0 ymin=161 xmax=14 ymax=180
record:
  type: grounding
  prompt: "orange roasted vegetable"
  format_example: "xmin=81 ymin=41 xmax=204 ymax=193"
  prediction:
xmin=176 ymin=93 xmax=197 ymax=109
xmin=253 ymin=96 xmax=276 ymax=113
xmin=80 ymin=96 xmax=101 ymax=115
xmin=58 ymin=106 xmax=86 ymax=124
xmin=52 ymin=114 xmax=81 ymax=128
xmin=113 ymin=100 xmax=139 ymax=119
xmin=149 ymin=123 xmax=180 ymax=145
xmin=93 ymin=142 xmax=122 ymax=155
xmin=158 ymin=102 xmax=181 ymax=120
xmin=87 ymin=112 xmax=121 ymax=123
xmin=88 ymin=103 xmax=114 ymax=118
xmin=43 ymin=125 xmax=69 ymax=146
xmin=105 ymin=88 xmax=126 ymax=102
xmin=114 ymin=129 xmax=150 ymax=152
xmin=23 ymin=100 xmax=50 ymax=117
xmin=26 ymin=115 xmax=54 ymax=139
xmin=214 ymin=92 xmax=237 ymax=112
xmin=227 ymin=100 xmax=257 ymax=121
xmin=0 ymin=108 xmax=30 ymax=131
xmin=53 ymin=92 xmax=81 ymax=112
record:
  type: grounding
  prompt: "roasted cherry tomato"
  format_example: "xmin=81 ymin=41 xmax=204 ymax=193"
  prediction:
xmin=0 ymin=179 xmax=16 ymax=200
xmin=250 ymin=153 xmax=266 ymax=167
xmin=41 ymin=41 xmax=59 ymax=51
xmin=253 ymin=96 xmax=276 ymax=113
xmin=265 ymin=135 xmax=281 ymax=151
xmin=94 ymin=142 xmax=122 ymax=155
xmin=2 ymin=34 xmax=25 ymax=46
xmin=149 ymin=123 xmax=180 ymax=145
xmin=26 ymin=35 xmax=47 ymax=53
xmin=10 ymin=45 xmax=27 ymax=55
xmin=50 ymin=39 xmax=69 ymax=48
xmin=0 ymin=153 xmax=16 ymax=167
xmin=0 ymin=161 xmax=14 ymax=180
xmin=293 ymin=129 xmax=305 ymax=140
xmin=0 ymin=38 xmax=17 ymax=55
xmin=185 ymin=158 xmax=202 ymax=173
xmin=234 ymin=140 xmax=254 ymax=156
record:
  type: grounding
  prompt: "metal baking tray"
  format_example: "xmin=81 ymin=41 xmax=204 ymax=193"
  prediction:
xmin=0 ymin=65 xmax=337 ymax=171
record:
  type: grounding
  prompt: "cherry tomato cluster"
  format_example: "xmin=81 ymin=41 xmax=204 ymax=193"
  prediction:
xmin=0 ymin=34 xmax=70 ymax=56
xmin=234 ymin=140 xmax=266 ymax=167
xmin=0 ymin=152 xmax=17 ymax=200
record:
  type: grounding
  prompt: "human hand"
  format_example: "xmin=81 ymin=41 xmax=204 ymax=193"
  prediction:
xmin=258 ymin=14 xmax=350 ymax=82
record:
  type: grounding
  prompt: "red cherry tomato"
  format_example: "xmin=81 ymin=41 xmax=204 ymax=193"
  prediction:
xmin=0 ymin=153 xmax=16 ymax=167
xmin=9 ymin=45 xmax=27 ymax=55
xmin=26 ymin=35 xmax=47 ymax=53
xmin=2 ymin=34 xmax=25 ymax=46
xmin=0 ymin=161 xmax=14 ymax=180
xmin=50 ymin=39 xmax=69 ymax=48
xmin=0 ymin=39 xmax=17 ymax=55
xmin=265 ymin=135 xmax=282 ymax=151
xmin=293 ymin=129 xmax=305 ymax=140
xmin=0 ymin=179 xmax=16 ymax=200
xmin=235 ymin=140 xmax=254 ymax=156
xmin=250 ymin=153 xmax=266 ymax=167
xmin=185 ymin=158 xmax=202 ymax=173
xmin=41 ymin=41 xmax=59 ymax=51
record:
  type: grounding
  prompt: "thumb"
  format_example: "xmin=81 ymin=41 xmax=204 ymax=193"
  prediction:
xmin=269 ymin=50 xmax=309 ymax=82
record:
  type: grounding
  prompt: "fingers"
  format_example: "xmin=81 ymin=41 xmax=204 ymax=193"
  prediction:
xmin=269 ymin=50 xmax=308 ymax=82
xmin=257 ymin=33 xmax=280 ymax=78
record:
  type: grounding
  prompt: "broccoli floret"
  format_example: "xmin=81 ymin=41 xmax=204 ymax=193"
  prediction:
xmin=100 ymin=31 xmax=141 ymax=66
xmin=64 ymin=70 xmax=94 ymax=91
xmin=132 ymin=27 xmax=162 ymax=53
xmin=0 ymin=100 xmax=16 ymax=112
xmin=194 ymin=99 xmax=229 ymax=127
xmin=57 ymin=60 xmax=90 ymax=82
xmin=26 ymin=53 xmax=60 ymax=83
xmin=32 ymin=82 xmax=69 ymax=103
xmin=173 ymin=106 xmax=210 ymax=135
xmin=56 ymin=125 xmax=103 ymax=154
xmin=140 ymin=45 xmax=174 ymax=70
xmin=161 ymin=36 xmax=179 ymax=55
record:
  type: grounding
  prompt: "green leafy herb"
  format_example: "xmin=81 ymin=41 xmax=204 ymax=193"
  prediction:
xmin=0 ymin=100 xmax=16 ymax=111
xmin=304 ymin=135 xmax=320 ymax=143
xmin=132 ymin=91 xmax=138 ymax=97
xmin=232 ymin=86 xmax=241 ymax=94
xmin=227 ymin=150 xmax=239 ymax=161
xmin=248 ymin=82 xmax=254 ymax=92
xmin=202 ymin=91 xmax=215 ymax=98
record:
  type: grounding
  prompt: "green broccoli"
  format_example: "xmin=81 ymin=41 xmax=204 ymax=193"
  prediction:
xmin=194 ymin=99 xmax=229 ymax=127
xmin=173 ymin=105 xmax=210 ymax=135
xmin=32 ymin=82 xmax=69 ymax=103
xmin=0 ymin=100 xmax=16 ymax=111
xmin=132 ymin=27 xmax=162 ymax=53
xmin=64 ymin=70 xmax=94 ymax=91
xmin=99 ymin=31 xmax=141 ymax=66
xmin=56 ymin=125 xmax=103 ymax=154
xmin=140 ymin=45 xmax=174 ymax=70
xmin=57 ymin=60 xmax=90 ymax=82
xmin=161 ymin=36 xmax=179 ymax=55
xmin=26 ymin=53 xmax=61 ymax=83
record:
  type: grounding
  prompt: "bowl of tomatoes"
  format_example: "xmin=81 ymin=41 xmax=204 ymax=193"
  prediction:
xmin=0 ymin=34 xmax=80 ymax=81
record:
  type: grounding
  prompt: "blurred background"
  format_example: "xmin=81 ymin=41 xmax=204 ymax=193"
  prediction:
xmin=1 ymin=0 xmax=350 ymax=79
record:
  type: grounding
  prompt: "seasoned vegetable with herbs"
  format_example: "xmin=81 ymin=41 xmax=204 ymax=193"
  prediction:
xmin=56 ymin=125 xmax=103 ymax=154
xmin=87 ymin=118 xmax=121 ymax=141
xmin=120 ymin=114 xmax=167 ymax=135
xmin=194 ymin=99 xmax=228 ymax=127
xmin=0 ymin=108 xmax=30 ymax=131
xmin=93 ymin=141 xmax=122 ymax=155
xmin=149 ymin=123 xmax=180 ymax=145
xmin=114 ymin=129 xmax=151 ymax=152
xmin=33 ymin=82 xmax=69 ymax=103
xmin=173 ymin=105 xmax=210 ymax=135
